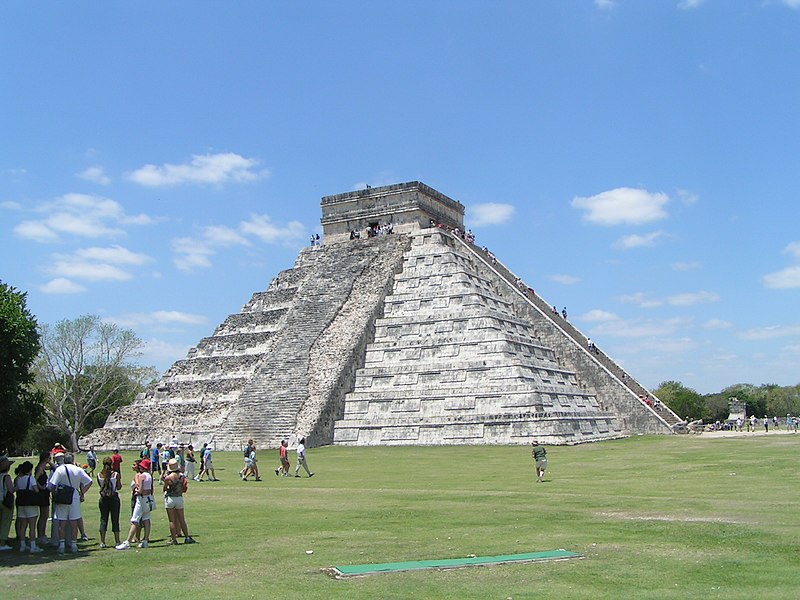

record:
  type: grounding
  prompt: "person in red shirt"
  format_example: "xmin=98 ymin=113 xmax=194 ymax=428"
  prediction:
xmin=111 ymin=449 xmax=123 ymax=474
xmin=275 ymin=440 xmax=290 ymax=477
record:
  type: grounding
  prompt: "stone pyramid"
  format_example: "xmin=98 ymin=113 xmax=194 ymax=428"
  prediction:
xmin=84 ymin=182 xmax=678 ymax=450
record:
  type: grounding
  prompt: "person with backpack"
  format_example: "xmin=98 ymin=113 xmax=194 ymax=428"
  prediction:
xmin=14 ymin=460 xmax=43 ymax=553
xmin=96 ymin=456 xmax=122 ymax=548
xmin=47 ymin=453 xmax=93 ymax=554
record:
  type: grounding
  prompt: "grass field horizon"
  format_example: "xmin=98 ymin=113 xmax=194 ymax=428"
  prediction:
xmin=4 ymin=434 xmax=799 ymax=599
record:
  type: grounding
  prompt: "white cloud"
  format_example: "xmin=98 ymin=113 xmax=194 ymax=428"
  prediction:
xmin=77 ymin=166 xmax=111 ymax=185
xmin=703 ymin=318 xmax=733 ymax=330
xmin=619 ymin=292 xmax=663 ymax=308
xmin=13 ymin=193 xmax=152 ymax=242
xmin=239 ymin=214 xmax=306 ymax=244
xmin=39 ymin=278 xmax=87 ymax=294
xmin=572 ymin=188 xmax=669 ymax=226
xmin=468 ymin=203 xmax=515 ymax=227
xmin=780 ymin=0 xmax=800 ymax=9
xmin=172 ymin=236 xmax=214 ymax=272
xmin=172 ymin=220 xmax=287 ymax=273
xmin=676 ymin=188 xmax=699 ymax=204
xmin=590 ymin=316 xmax=692 ymax=338
xmin=14 ymin=220 xmax=60 ymax=242
xmin=74 ymin=245 xmax=153 ymax=265
xmin=128 ymin=152 xmax=268 ymax=187
xmin=595 ymin=0 xmax=616 ymax=8
xmin=613 ymin=230 xmax=667 ymax=249
xmin=1 ymin=200 xmax=22 ymax=210
xmin=108 ymin=311 xmax=208 ymax=328
xmin=550 ymin=274 xmax=581 ymax=285
xmin=678 ymin=0 xmax=706 ymax=10
xmin=739 ymin=323 xmax=800 ymax=340
xmin=672 ymin=260 xmax=702 ymax=271
xmin=667 ymin=291 xmax=720 ymax=306
xmin=762 ymin=241 xmax=800 ymax=289
xmin=581 ymin=309 xmax=620 ymax=323
xmin=763 ymin=266 xmax=800 ymax=289
xmin=48 ymin=259 xmax=133 ymax=282
xmin=202 ymin=225 xmax=251 ymax=247
xmin=786 ymin=241 xmax=800 ymax=259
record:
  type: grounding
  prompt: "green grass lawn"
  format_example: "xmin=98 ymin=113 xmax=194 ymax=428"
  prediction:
xmin=4 ymin=434 xmax=799 ymax=599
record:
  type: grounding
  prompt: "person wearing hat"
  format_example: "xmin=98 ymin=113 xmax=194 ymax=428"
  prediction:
xmin=116 ymin=458 xmax=154 ymax=550
xmin=162 ymin=458 xmax=195 ymax=545
xmin=0 ymin=455 xmax=16 ymax=551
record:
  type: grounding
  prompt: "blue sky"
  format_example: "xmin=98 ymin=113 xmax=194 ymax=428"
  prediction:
xmin=2 ymin=1 xmax=799 ymax=395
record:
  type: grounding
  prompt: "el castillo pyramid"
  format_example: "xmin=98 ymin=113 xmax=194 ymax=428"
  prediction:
xmin=84 ymin=182 xmax=679 ymax=450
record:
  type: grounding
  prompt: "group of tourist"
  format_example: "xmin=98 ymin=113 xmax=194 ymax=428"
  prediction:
xmin=0 ymin=441 xmax=195 ymax=554
xmin=273 ymin=438 xmax=314 ymax=478
xmin=721 ymin=414 xmax=800 ymax=433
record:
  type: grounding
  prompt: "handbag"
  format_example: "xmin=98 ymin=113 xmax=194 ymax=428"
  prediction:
xmin=16 ymin=476 xmax=39 ymax=507
xmin=53 ymin=467 xmax=76 ymax=505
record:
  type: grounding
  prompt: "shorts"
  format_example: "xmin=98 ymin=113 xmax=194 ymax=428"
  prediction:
xmin=16 ymin=505 xmax=39 ymax=519
xmin=205 ymin=460 xmax=213 ymax=470
xmin=164 ymin=495 xmax=184 ymax=510
xmin=131 ymin=495 xmax=155 ymax=524
xmin=535 ymin=459 xmax=548 ymax=471
xmin=54 ymin=500 xmax=82 ymax=521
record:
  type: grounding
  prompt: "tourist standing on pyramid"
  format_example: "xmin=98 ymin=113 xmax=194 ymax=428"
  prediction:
xmin=531 ymin=441 xmax=548 ymax=483
xmin=294 ymin=438 xmax=314 ymax=478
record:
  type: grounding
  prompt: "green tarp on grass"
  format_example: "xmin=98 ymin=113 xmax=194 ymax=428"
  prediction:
xmin=333 ymin=549 xmax=582 ymax=576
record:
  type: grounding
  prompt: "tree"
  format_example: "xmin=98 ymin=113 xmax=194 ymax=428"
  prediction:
xmin=0 ymin=281 xmax=44 ymax=452
xmin=654 ymin=380 xmax=707 ymax=421
xmin=36 ymin=315 xmax=157 ymax=451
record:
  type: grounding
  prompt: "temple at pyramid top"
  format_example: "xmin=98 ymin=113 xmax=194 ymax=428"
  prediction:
xmin=320 ymin=181 xmax=466 ymax=242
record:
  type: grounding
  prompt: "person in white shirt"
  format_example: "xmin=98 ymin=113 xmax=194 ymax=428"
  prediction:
xmin=294 ymin=438 xmax=314 ymax=478
xmin=47 ymin=453 xmax=92 ymax=554
xmin=116 ymin=458 xmax=155 ymax=550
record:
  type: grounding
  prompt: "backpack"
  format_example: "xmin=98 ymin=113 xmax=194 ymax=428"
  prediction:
xmin=243 ymin=445 xmax=251 ymax=458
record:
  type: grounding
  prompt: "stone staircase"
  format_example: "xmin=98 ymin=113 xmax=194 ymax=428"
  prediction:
xmin=334 ymin=228 xmax=633 ymax=445
xmin=450 ymin=232 xmax=682 ymax=429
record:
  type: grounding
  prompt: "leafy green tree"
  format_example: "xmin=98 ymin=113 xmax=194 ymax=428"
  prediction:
xmin=703 ymin=393 xmax=731 ymax=423
xmin=36 ymin=315 xmax=157 ymax=451
xmin=653 ymin=380 xmax=706 ymax=421
xmin=0 ymin=281 xmax=44 ymax=452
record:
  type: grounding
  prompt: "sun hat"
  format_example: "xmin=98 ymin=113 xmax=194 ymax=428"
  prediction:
xmin=139 ymin=458 xmax=152 ymax=471
xmin=167 ymin=458 xmax=180 ymax=472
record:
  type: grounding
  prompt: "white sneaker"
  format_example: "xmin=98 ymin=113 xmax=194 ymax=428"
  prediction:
xmin=29 ymin=545 xmax=43 ymax=553
xmin=115 ymin=540 xmax=131 ymax=550
xmin=19 ymin=543 xmax=27 ymax=552
xmin=0 ymin=544 xmax=13 ymax=551
xmin=138 ymin=540 xmax=149 ymax=548
xmin=57 ymin=543 xmax=65 ymax=555
xmin=70 ymin=543 xmax=78 ymax=554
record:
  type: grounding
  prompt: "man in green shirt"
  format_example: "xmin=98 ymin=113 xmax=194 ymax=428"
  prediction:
xmin=531 ymin=440 xmax=547 ymax=483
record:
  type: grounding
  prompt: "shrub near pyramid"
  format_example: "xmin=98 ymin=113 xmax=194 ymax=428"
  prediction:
xmin=84 ymin=182 xmax=675 ymax=450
